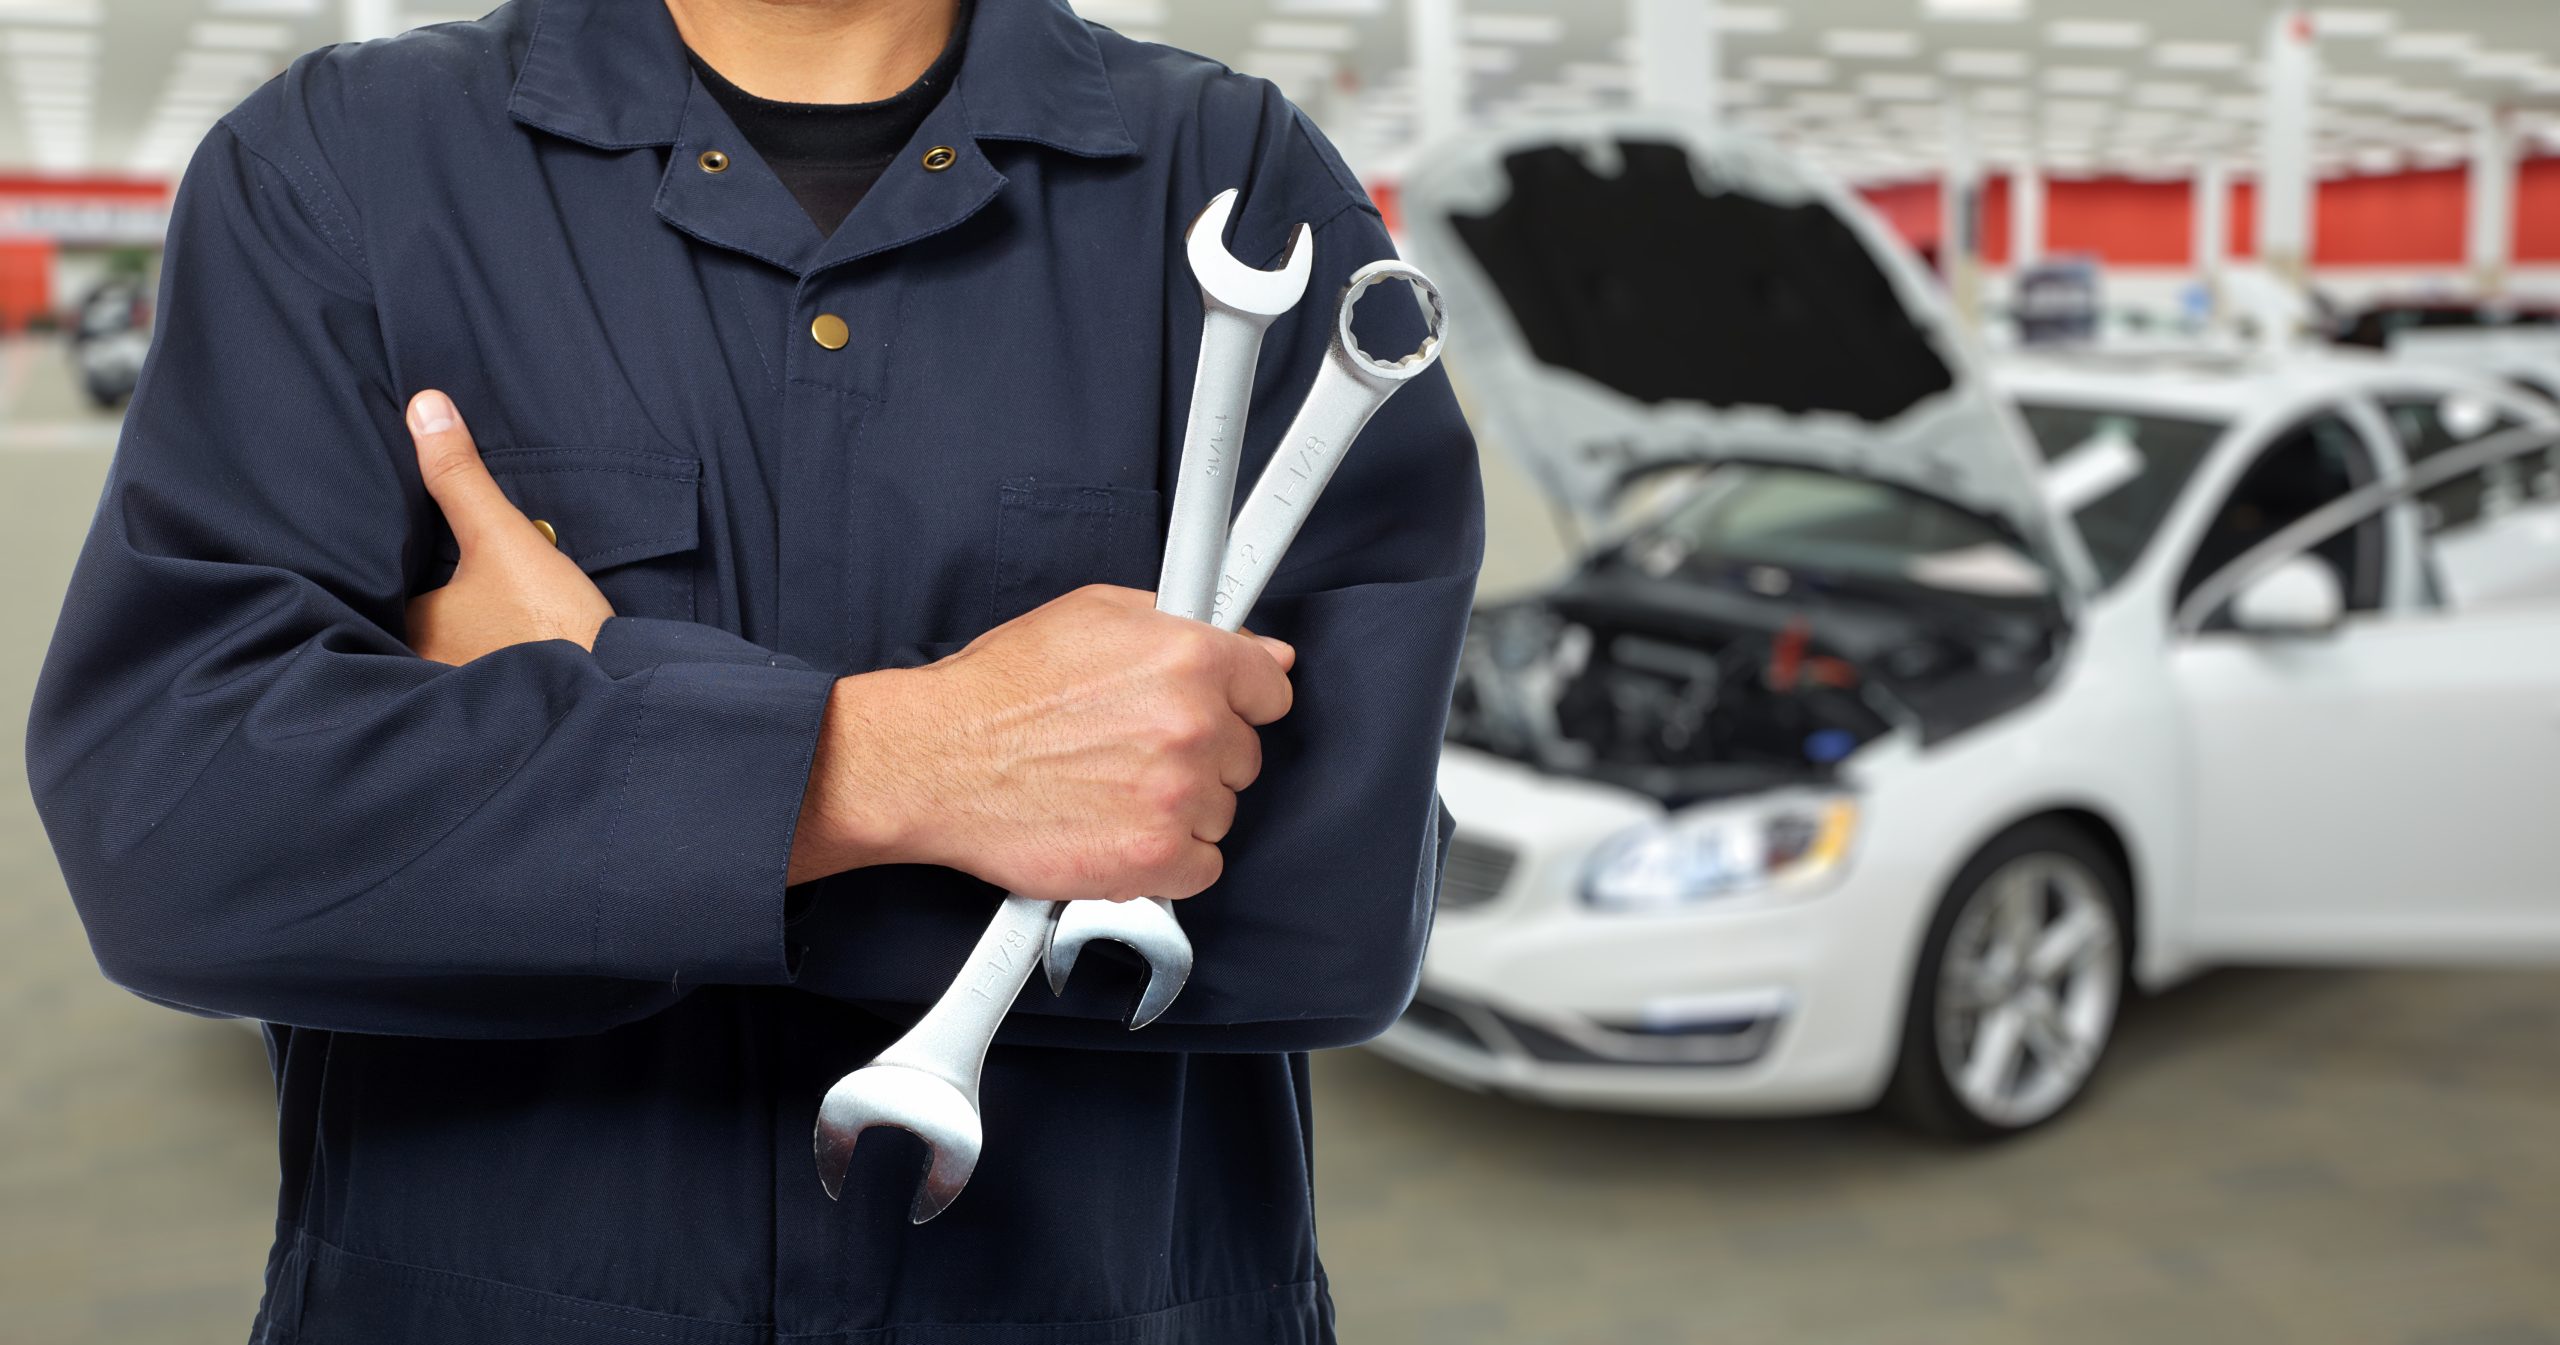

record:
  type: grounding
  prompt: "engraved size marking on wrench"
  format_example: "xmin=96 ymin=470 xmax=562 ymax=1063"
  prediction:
xmin=1211 ymin=541 xmax=1264 ymax=618
xmin=1269 ymin=434 xmax=1335 ymax=506
xmin=967 ymin=928 xmax=1031 ymax=1001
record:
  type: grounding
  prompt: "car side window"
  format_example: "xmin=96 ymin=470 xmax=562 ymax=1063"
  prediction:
xmin=2380 ymin=394 xmax=2553 ymax=538
xmin=2175 ymin=412 xmax=2388 ymax=621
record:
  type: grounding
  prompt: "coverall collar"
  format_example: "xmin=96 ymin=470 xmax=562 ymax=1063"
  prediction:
xmin=507 ymin=0 xmax=1139 ymax=160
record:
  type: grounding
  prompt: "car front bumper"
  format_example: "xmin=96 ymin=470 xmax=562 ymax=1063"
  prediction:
xmin=1372 ymin=748 xmax=1929 ymax=1115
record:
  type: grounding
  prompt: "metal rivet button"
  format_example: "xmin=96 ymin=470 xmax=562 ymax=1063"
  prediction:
xmin=698 ymin=149 xmax=730 ymax=174
xmin=810 ymin=314 xmax=850 ymax=350
xmin=532 ymin=518 xmax=558 ymax=547
xmin=921 ymin=145 xmax=957 ymax=172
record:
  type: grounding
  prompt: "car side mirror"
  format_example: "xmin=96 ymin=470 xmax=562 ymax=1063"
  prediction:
xmin=2230 ymin=555 xmax=2345 ymax=635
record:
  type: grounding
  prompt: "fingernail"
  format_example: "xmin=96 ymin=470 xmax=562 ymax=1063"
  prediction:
xmin=408 ymin=390 xmax=457 ymax=434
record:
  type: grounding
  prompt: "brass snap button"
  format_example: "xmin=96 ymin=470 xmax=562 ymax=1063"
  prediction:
xmin=698 ymin=149 xmax=730 ymax=174
xmin=810 ymin=313 xmax=850 ymax=350
xmin=920 ymin=145 xmax=957 ymax=172
xmin=532 ymin=518 xmax=558 ymax=547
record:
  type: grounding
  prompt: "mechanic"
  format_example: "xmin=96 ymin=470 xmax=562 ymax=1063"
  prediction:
xmin=25 ymin=1 xmax=1482 ymax=1341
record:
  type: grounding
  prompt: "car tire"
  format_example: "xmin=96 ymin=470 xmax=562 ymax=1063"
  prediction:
xmin=1886 ymin=819 xmax=2129 ymax=1141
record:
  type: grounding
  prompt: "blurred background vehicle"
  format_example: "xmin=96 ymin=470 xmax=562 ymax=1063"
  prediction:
xmin=66 ymin=274 xmax=146 ymax=407
xmin=4 ymin=2 xmax=2560 ymax=1343
xmin=1390 ymin=119 xmax=2560 ymax=1139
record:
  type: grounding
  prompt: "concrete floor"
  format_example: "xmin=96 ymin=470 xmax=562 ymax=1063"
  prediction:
xmin=4 ymin=335 xmax=2559 ymax=1343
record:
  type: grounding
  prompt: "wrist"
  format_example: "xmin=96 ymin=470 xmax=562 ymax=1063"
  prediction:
xmin=789 ymin=669 xmax=932 ymax=882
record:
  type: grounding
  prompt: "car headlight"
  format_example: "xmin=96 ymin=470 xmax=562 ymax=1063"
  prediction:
xmin=1581 ymin=793 xmax=1859 ymax=912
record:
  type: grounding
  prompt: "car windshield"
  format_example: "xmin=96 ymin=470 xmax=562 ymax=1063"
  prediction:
xmin=1615 ymin=462 xmax=2052 ymax=601
xmin=2016 ymin=402 xmax=2227 ymax=588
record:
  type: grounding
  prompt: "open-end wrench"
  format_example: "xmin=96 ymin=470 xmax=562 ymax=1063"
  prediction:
xmin=812 ymin=260 xmax=1448 ymax=1222
xmin=1037 ymin=189 xmax=1314 ymax=1031
xmin=1044 ymin=259 xmax=1451 ymax=1002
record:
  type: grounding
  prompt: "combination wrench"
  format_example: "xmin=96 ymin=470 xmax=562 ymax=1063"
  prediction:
xmin=1039 ymin=189 xmax=1314 ymax=1032
xmin=1042 ymin=258 xmax=1453 ymax=1001
xmin=813 ymin=259 xmax=1448 ymax=1222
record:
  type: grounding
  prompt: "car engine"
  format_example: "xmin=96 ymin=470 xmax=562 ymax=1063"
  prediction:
xmin=1447 ymin=572 xmax=2061 ymax=807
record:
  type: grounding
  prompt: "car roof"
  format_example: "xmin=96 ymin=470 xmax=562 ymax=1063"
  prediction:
xmin=1989 ymin=345 xmax=2527 ymax=424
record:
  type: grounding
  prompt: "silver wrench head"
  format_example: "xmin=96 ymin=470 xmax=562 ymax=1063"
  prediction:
xmin=1331 ymin=260 xmax=1448 ymax=383
xmin=1187 ymin=188 xmax=1315 ymax=319
xmin=812 ymin=1062 xmax=982 ymax=1223
xmin=1042 ymin=896 xmax=1195 ymax=1030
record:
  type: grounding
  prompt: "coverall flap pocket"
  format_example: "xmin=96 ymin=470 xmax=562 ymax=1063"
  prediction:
xmin=431 ymin=446 xmax=703 ymax=620
xmin=991 ymin=479 xmax=1162 ymax=625
xmin=435 ymin=447 xmax=702 ymax=569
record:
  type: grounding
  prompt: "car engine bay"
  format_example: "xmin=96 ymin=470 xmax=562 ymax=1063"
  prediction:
xmin=1446 ymin=566 xmax=2066 ymax=807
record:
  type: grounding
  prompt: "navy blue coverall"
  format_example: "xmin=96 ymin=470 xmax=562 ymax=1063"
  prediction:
xmin=23 ymin=1 xmax=1484 ymax=1340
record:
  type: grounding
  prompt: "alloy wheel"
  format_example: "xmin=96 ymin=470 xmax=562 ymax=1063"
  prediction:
xmin=1932 ymin=852 xmax=2123 ymax=1129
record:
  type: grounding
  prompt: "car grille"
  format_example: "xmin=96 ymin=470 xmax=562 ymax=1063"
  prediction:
xmin=1437 ymin=836 xmax=1518 ymax=911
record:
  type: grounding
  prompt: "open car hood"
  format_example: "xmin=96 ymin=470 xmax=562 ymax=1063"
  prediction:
xmin=1399 ymin=117 xmax=2065 ymax=562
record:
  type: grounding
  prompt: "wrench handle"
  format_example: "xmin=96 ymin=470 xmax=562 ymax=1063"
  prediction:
xmin=1209 ymin=260 xmax=1444 ymax=630
xmin=869 ymin=893 xmax=1059 ymax=1101
xmin=1158 ymin=307 xmax=1270 ymax=623
xmin=1209 ymin=362 xmax=1391 ymax=632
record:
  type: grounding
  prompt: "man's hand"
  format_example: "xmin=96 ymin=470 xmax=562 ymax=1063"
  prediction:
xmin=402 ymin=389 xmax=615 ymax=665
xmin=791 ymin=586 xmax=1296 ymax=899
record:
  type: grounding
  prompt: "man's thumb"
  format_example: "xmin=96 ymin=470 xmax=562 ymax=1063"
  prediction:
xmin=407 ymin=389 xmax=527 ymax=550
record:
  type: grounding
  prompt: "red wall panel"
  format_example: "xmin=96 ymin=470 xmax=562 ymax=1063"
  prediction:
xmin=2046 ymin=178 xmax=2194 ymax=266
xmin=1860 ymin=161 xmax=2560 ymax=271
xmin=2520 ymin=157 xmax=2560 ymax=262
xmin=0 ymin=240 xmax=55 ymax=331
xmin=2312 ymin=166 xmax=2468 ymax=265
xmin=1858 ymin=181 xmax=1942 ymax=253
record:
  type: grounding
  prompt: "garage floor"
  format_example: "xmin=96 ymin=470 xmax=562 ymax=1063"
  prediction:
xmin=4 ymin=335 xmax=2557 ymax=1344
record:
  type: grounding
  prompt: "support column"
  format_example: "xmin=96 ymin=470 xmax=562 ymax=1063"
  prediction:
xmin=343 ymin=0 xmax=398 ymax=42
xmin=1409 ymin=0 xmax=1464 ymax=150
xmin=1942 ymin=103 xmax=1982 ymax=326
xmin=2194 ymin=156 xmax=2229 ymax=314
xmin=2010 ymin=159 xmax=2045 ymax=270
xmin=2469 ymin=105 xmax=2518 ymax=298
xmin=2256 ymin=8 xmax=2318 ymax=292
xmin=1630 ymin=0 xmax=1722 ymax=125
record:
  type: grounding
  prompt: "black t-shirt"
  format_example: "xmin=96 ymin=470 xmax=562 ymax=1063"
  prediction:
xmin=686 ymin=6 xmax=970 ymax=236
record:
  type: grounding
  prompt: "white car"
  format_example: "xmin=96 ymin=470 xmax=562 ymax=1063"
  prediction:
xmin=1381 ymin=117 xmax=2560 ymax=1138
xmin=2388 ymin=326 xmax=2560 ymax=409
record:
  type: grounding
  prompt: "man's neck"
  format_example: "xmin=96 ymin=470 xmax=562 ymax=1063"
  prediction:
xmin=663 ymin=0 xmax=959 ymax=104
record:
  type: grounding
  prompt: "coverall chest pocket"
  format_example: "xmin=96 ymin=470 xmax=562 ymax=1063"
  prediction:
xmin=991 ymin=479 xmax=1163 ymax=626
xmin=432 ymin=446 xmax=704 ymax=621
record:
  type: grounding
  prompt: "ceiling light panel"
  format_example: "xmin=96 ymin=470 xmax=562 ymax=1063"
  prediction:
xmin=1859 ymin=73 xmax=1940 ymax=101
xmin=2049 ymin=21 xmax=2147 ymax=49
xmin=5 ymin=27 xmax=94 ymax=54
xmin=189 ymin=20 xmax=292 ymax=49
xmin=2313 ymin=9 xmax=2395 ymax=39
xmin=1823 ymin=29 xmax=1921 ymax=59
xmin=1747 ymin=56 xmax=1834 ymax=86
xmin=1461 ymin=13 xmax=1562 ymax=45
xmin=2383 ymin=32 xmax=2476 ymax=62
xmin=1715 ymin=6 xmax=1785 ymax=35
xmin=2044 ymin=67 xmax=2125 ymax=95
xmin=2155 ymin=42 xmax=2242 ymax=72
xmin=1249 ymin=21 xmax=1355 ymax=52
xmin=1924 ymin=0 xmax=2030 ymax=24
xmin=1943 ymin=49 xmax=2028 ymax=78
